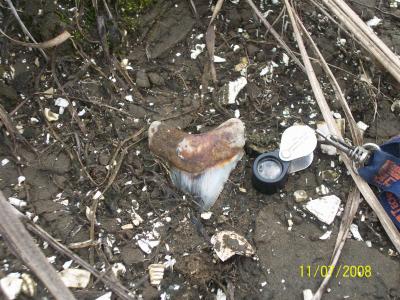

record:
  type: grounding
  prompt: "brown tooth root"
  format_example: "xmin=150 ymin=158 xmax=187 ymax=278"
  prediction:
xmin=148 ymin=118 xmax=245 ymax=174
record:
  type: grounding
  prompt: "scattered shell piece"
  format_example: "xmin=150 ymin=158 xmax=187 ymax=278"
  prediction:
xmin=131 ymin=209 xmax=143 ymax=226
xmin=391 ymin=99 xmax=400 ymax=114
xmin=319 ymin=230 xmax=332 ymax=240
xmin=17 ymin=175 xmax=25 ymax=186
xmin=365 ymin=240 xmax=372 ymax=248
xmin=96 ymin=292 xmax=112 ymax=300
xmin=282 ymin=53 xmax=289 ymax=66
xmin=20 ymin=274 xmax=36 ymax=297
xmin=200 ymin=211 xmax=213 ymax=220
xmin=303 ymin=289 xmax=314 ymax=300
xmin=306 ymin=195 xmax=341 ymax=225
xmin=148 ymin=263 xmax=165 ymax=286
xmin=8 ymin=197 xmax=27 ymax=208
xmin=216 ymin=289 xmax=227 ymax=300
xmin=214 ymin=55 xmax=226 ymax=63
xmin=137 ymin=239 xmax=159 ymax=254
xmin=294 ymin=190 xmax=308 ymax=203
xmin=54 ymin=98 xmax=69 ymax=114
xmin=350 ymin=224 xmax=363 ymax=241
xmin=0 ymin=273 xmax=23 ymax=300
xmin=366 ymin=16 xmax=382 ymax=27
xmin=125 ymin=95 xmax=133 ymax=102
xmin=111 ymin=263 xmax=126 ymax=278
xmin=316 ymin=184 xmax=330 ymax=195
xmin=59 ymin=269 xmax=91 ymax=288
xmin=1 ymin=158 xmax=10 ymax=166
xmin=121 ymin=224 xmax=134 ymax=230
xmin=190 ymin=44 xmax=206 ymax=59
xmin=357 ymin=121 xmax=369 ymax=133
xmin=210 ymin=230 xmax=255 ymax=262
xmin=63 ymin=260 xmax=73 ymax=270
xmin=44 ymin=108 xmax=59 ymax=122
xmin=234 ymin=109 xmax=240 ymax=118
xmin=227 ymin=77 xmax=247 ymax=104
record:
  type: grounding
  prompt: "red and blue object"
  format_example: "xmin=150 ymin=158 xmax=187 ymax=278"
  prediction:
xmin=358 ymin=136 xmax=400 ymax=230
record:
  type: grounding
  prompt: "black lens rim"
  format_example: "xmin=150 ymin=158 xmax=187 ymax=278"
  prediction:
xmin=252 ymin=150 xmax=290 ymax=194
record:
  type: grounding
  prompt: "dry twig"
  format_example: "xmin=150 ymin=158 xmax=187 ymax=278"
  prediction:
xmin=0 ymin=191 xmax=76 ymax=300
xmin=0 ymin=29 xmax=71 ymax=48
xmin=4 ymin=0 xmax=48 ymax=60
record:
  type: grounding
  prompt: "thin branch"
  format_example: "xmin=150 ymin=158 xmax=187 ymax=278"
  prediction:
xmin=0 ymin=191 xmax=76 ymax=300
xmin=4 ymin=0 xmax=48 ymax=60
xmin=0 ymin=29 xmax=71 ymax=48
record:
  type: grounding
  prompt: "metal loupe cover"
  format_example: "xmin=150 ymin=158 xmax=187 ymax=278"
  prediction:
xmin=252 ymin=150 xmax=290 ymax=194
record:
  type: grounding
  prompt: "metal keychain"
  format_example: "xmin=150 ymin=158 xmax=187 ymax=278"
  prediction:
xmin=315 ymin=129 xmax=381 ymax=167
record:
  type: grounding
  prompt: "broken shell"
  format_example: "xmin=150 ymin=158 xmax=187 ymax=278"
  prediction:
xmin=210 ymin=230 xmax=255 ymax=262
xmin=305 ymin=195 xmax=341 ymax=225
xmin=0 ymin=273 xmax=23 ymax=300
xmin=59 ymin=269 xmax=91 ymax=288
xmin=54 ymin=97 xmax=69 ymax=115
xmin=293 ymin=190 xmax=308 ymax=203
xmin=149 ymin=118 xmax=245 ymax=210
xmin=148 ymin=263 xmax=165 ymax=286
xmin=391 ymin=99 xmax=400 ymax=114
xmin=21 ymin=273 xmax=37 ymax=297
xmin=44 ymin=108 xmax=59 ymax=122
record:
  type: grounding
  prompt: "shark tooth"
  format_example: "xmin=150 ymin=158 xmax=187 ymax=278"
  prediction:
xmin=149 ymin=118 xmax=245 ymax=210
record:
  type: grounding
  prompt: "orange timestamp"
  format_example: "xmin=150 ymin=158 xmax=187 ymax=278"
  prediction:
xmin=299 ymin=264 xmax=372 ymax=278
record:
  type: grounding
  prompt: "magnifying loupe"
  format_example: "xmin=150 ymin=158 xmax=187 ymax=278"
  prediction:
xmin=252 ymin=150 xmax=290 ymax=194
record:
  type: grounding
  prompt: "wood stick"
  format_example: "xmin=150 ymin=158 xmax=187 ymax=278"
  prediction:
xmin=285 ymin=0 xmax=400 ymax=254
xmin=0 ymin=29 xmax=71 ymax=48
xmin=0 ymin=191 xmax=76 ymax=300
xmin=4 ymin=0 xmax=48 ymax=60
xmin=320 ymin=0 xmax=400 ymax=83
xmin=245 ymin=0 xmax=305 ymax=72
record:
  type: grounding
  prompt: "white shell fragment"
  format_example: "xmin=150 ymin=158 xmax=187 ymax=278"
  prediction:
xmin=306 ymin=195 xmax=341 ymax=225
xmin=213 ymin=55 xmax=226 ymax=63
xmin=210 ymin=230 xmax=255 ymax=262
xmin=96 ymin=292 xmax=112 ymax=300
xmin=228 ymin=77 xmax=247 ymax=104
xmin=366 ymin=16 xmax=382 ymax=27
xmin=319 ymin=230 xmax=332 ymax=240
xmin=190 ymin=44 xmax=206 ymax=59
xmin=8 ymin=197 xmax=27 ymax=208
xmin=44 ymin=108 xmax=59 ymax=122
xmin=0 ymin=273 xmax=23 ymax=300
xmin=54 ymin=97 xmax=69 ymax=114
xmin=350 ymin=224 xmax=363 ymax=241
xmin=148 ymin=263 xmax=165 ymax=286
xmin=59 ymin=269 xmax=91 ymax=288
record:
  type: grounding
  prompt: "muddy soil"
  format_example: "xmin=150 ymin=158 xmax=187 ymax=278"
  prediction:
xmin=0 ymin=0 xmax=399 ymax=299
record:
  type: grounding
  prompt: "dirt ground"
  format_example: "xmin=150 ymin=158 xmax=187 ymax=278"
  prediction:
xmin=0 ymin=0 xmax=399 ymax=299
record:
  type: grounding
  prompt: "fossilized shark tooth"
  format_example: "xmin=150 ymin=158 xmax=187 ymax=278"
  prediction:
xmin=148 ymin=118 xmax=245 ymax=210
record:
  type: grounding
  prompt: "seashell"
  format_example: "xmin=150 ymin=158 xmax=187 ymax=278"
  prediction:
xmin=305 ymin=195 xmax=341 ymax=225
xmin=148 ymin=263 xmax=165 ymax=286
xmin=44 ymin=108 xmax=59 ymax=122
xmin=59 ymin=269 xmax=91 ymax=288
xmin=21 ymin=273 xmax=37 ymax=297
xmin=210 ymin=230 xmax=255 ymax=262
